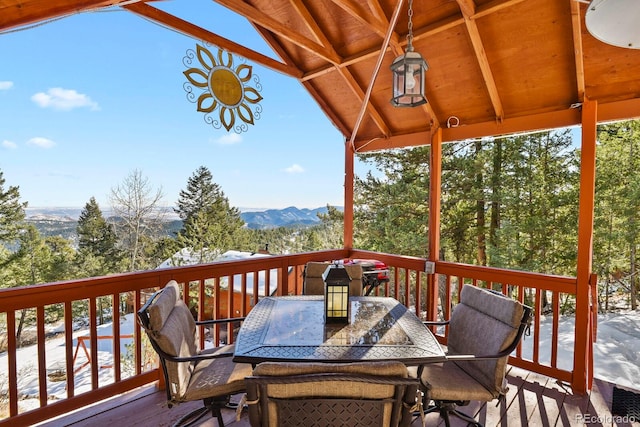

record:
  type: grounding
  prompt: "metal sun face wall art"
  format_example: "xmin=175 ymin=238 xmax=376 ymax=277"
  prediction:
xmin=183 ymin=44 xmax=263 ymax=133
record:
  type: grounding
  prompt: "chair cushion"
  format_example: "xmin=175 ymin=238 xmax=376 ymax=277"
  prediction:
xmin=303 ymin=262 xmax=330 ymax=295
xmin=183 ymin=345 xmax=253 ymax=401
xmin=344 ymin=264 xmax=364 ymax=297
xmin=459 ymin=285 xmax=524 ymax=326
xmin=305 ymin=262 xmax=331 ymax=277
xmin=253 ymin=361 xmax=406 ymax=399
xmin=149 ymin=280 xmax=180 ymax=332
xmin=447 ymin=285 xmax=523 ymax=396
xmin=252 ymin=361 xmax=409 ymax=427
xmin=419 ymin=362 xmax=497 ymax=402
xmin=148 ymin=282 xmax=198 ymax=400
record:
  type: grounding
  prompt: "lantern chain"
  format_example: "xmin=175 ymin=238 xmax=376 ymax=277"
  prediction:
xmin=407 ymin=0 xmax=414 ymax=51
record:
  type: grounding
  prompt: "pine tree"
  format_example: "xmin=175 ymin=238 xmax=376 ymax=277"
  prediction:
xmin=175 ymin=166 xmax=219 ymax=222
xmin=76 ymin=197 xmax=122 ymax=275
xmin=0 ymin=169 xmax=27 ymax=244
xmin=174 ymin=166 xmax=244 ymax=263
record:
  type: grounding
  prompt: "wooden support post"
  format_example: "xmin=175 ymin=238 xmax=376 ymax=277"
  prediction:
xmin=427 ymin=128 xmax=442 ymax=322
xmin=344 ymin=138 xmax=355 ymax=251
xmin=574 ymin=98 xmax=597 ymax=394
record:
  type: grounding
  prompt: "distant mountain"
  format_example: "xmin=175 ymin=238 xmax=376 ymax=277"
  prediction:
xmin=25 ymin=206 xmax=343 ymax=233
xmin=241 ymin=206 xmax=340 ymax=229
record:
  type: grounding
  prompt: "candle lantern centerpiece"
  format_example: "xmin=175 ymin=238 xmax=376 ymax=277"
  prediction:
xmin=323 ymin=264 xmax=351 ymax=324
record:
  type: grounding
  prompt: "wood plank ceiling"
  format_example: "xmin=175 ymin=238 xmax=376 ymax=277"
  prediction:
xmin=1 ymin=0 xmax=640 ymax=152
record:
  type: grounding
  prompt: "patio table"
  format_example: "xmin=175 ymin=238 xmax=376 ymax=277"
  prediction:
xmin=233 ymin=295 xmax=446 ymax=366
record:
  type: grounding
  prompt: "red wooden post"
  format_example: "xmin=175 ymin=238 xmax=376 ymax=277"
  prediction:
xmin=427 ymin=128 xmax=442 ymax=322
xmin=344 ymin=138 xmax=355 ymax=251
xmin=574 ymin=97 xmax=597 ymax=394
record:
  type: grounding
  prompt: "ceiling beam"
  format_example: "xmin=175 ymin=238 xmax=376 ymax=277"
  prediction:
xmin=288 ymin=0 xmax=391 ymax=137
xmin=122 ymin=2 xmax=301 ymax=78
xmin=456 ymin=0 xmax=505 ymax=121
xmin=473 ymin=0 xmax=528 ymax=19
xmin=356 ymin=94 xmax=640 ymax=153
xmin=570 ymin=0 xmax=586 ymax=102
xmin=0 ymin=0 xmax=135 ymax=32
xmin=356 ymin=107 xmax=584 ymax=152
xmin=330 ymin=0 xmax=392 ymax=40
xmin=213 ymin=0 xmax=341 ymax=65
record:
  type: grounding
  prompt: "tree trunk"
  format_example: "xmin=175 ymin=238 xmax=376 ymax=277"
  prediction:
xmin=489 ymin=140 xmax=502 ymax=248
xmin=16 ymin=309 xmax=27 ymax=347
xmin=632 ymin=245 xmax=638 ymax=310
xmin=475 ymin=140 xmax=487 ymax=266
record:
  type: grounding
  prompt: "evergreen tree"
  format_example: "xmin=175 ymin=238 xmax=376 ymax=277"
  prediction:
xmin=354 ymin=147 xmax=430 ymax=258
xmin=175 ymin=166 xmax=219 ymax=222
xmin=8 ymin=225 xmax=52 ymax=344
xmin=354 ymin=130 xmax=579 ymax=276
xmin=173 ymin=166 xmax=244 ymax=264
xmin=0 ymin=169 xmax=27 ymax=244
xmin=76 ymin=197 xmax=122 ymax=275
xmin=594 ymin=120 xmax=640 ymax=310
xmin=45 ymin=235 xmax=78 ymax=282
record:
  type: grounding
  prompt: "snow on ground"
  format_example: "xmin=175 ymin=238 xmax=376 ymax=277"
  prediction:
xmin=1 ymin=309 xmax=639 ymax=413
xmin=517 ymin=309 xmax=640 ymax=391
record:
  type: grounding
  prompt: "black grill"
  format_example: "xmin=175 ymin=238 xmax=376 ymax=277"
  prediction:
xmin=612 ymin=385 xmax=640 ymax=419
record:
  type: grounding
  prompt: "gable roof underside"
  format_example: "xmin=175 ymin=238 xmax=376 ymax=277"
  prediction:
xmin=2 ymin=0 xmax=639 ymax=152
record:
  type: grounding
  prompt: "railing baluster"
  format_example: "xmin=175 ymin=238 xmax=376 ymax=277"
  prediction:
xmin=7 ymin=311 xmax=18 ymax=417
xmin=112 ymin=293 xmax=121 ymax=383
xmin=37 ymin=306 xmax=47 ymax=407
xmin=64 ymin=301 xmax=74 ymax=397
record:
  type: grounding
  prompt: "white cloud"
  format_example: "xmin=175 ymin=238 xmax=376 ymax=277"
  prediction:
xmin=213 ymin=133 xmax=242 ymax=145
xmin=27 ymin=137 xmax=56 ymax=149
xmin=0 ymin=81 xmax=13 ymax=90
xmin=31 ymin=87 xmax=99 ymax=111
xmin=2 ymin=140 xmax=17 ymax=149
xmin=284 ymin=164 xmax=304 ymax=174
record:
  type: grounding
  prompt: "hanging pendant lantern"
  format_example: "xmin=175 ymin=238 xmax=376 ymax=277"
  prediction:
xmin=391 ymin=0 xmax=428 ymax=107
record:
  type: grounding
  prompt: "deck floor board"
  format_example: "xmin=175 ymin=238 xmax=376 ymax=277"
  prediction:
xmin=36 ymin=367 xmax=638 ymax=427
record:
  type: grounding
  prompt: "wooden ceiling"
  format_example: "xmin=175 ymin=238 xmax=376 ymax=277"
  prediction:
xmin=2 ymin=0 xmax=640 ymax=152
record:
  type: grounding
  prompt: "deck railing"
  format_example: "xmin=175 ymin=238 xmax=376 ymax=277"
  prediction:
xmin=0 ymin=249 xmax=591 ymax=426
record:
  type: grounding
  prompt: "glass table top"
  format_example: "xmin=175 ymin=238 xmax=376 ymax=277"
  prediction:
xmin=233 ymin=295 xmax=446 ymax=365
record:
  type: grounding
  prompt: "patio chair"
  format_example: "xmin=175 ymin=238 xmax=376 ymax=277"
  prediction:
xmin=245 ymin=361 xmax=419 ymax=427
xmin=137 ymin=280 xmax=252 ymax=427
xmin=414 ymin=284 xmax=532 ymax=427
xmin=302 ymin=261 xmax=363 ymax=297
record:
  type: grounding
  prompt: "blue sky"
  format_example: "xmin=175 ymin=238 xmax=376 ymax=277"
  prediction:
xmin=0 ymin=0 xmax=361 ymax=210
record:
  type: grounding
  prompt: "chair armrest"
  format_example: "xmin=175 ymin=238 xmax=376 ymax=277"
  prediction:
xmin=196 ymin=316 xmax=246 ymax=326
xmin=149 ymin=340 xmax=236 ymax=363
xmin=444 ymin=353 xmax=504 ymax=362
xmin=422 ymin=320 xmax=449 ymax=326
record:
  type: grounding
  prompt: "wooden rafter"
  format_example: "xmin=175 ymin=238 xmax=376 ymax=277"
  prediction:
xmin=331 ymin=0 xmax=391 ymax=40
xmin=350 ymin=0 xmax=406 ymax=149
xmin=0 ymin=0 xmax=132 ymax=31
xmin=213 ymin=0 xmax=341 ymax=64
xmin=456 ymin=0 xmax=504 ymax=121
xmin=473 ymin=0 xmax=528 ymax=19
xmin=570 ymin=0 xmax=586 ymax=102
xmin=292 ymin=0 xmax=391 ymax=136
xmin=123 ymin=2 xmax=301 ymax=78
